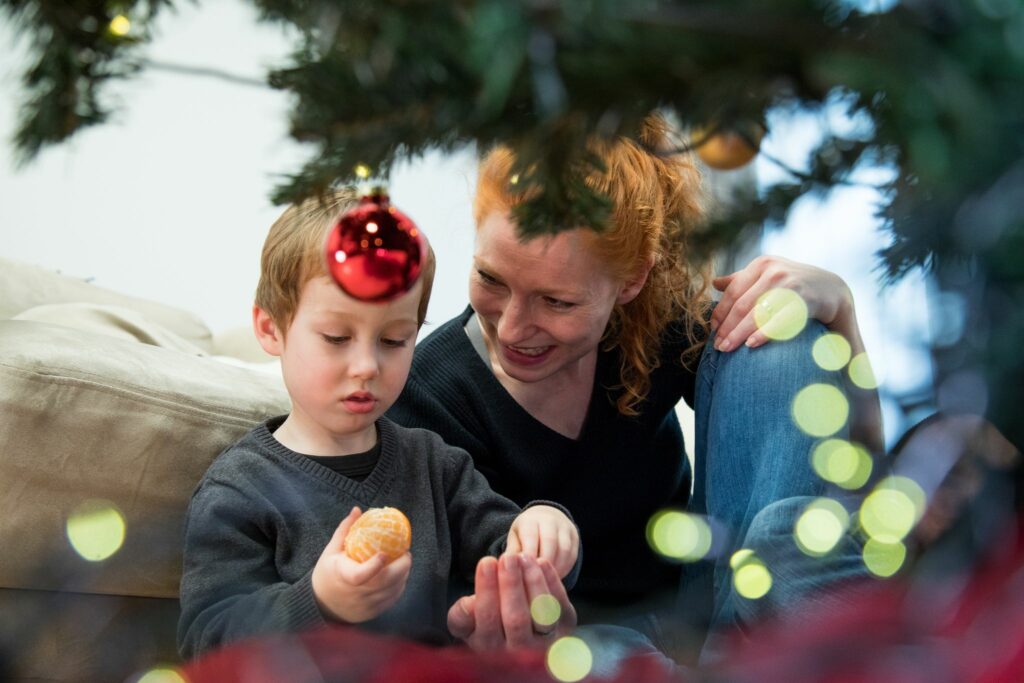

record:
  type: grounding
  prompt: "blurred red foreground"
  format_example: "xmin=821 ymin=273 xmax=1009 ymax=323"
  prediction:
xmin=183 ymin=521 xmax=1024 ymax=683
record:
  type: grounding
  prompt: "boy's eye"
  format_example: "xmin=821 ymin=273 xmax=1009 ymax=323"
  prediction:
xmin=477 ymin=270 xmax=502 ymax=286
xmin=380 ymin=337 xmax=408 ymax=348
xmin=322 ymin=334 xmax=350 ymax=345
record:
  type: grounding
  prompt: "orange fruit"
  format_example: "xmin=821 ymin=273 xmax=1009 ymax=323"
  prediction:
xmin=694 ymin=123 xmax=765 ymax=171
xmin=344 ymin=507 xmax=412 ymax=563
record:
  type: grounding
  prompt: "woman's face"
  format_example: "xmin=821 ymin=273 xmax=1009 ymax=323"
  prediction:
xmin=470 ymin=211 xmax=628 ymax=385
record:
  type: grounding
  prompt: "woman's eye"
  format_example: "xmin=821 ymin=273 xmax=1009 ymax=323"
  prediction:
xmin=322 ymin=334 xmax=350 ymax=345
xmin=544 ymin=297 xmax=575 ymax=310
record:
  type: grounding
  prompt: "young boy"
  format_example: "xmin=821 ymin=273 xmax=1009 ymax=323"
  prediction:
xmin=177 ymin=191 xmax=580 ymax=659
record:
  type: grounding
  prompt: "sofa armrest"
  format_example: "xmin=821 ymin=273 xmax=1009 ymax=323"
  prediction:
xmin=0 ymin=258 xmax=214 ymax=353
xmin=0 ymin=319 xmax=290 ymax=600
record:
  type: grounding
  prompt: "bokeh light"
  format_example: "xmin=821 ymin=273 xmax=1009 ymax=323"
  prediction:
xmin=108 ymin=15 xmax=131 ymax=36
xmin=354 ymin=163 xmax=372 ymax=179
xmin=792 ymin=384 xmax=849 ymax=437
xmin=546 ymin=636 xmax=593 ymax=683
xmin=753 ymin=288 xmax=809 ymax=341
xmin=794 ymin=498 xmax=850 ymax=557
xmin=136 ymin=668 xmax=187 ymax=683
xmin=530 ymin=594 xmax=561 ymax=627
xmin=646 ymin=509 xmax=712 ymax=562
xmin=731 ymin=550 xmax=772 ymax=599
xmin=862 ymin=538 xmax=907 ymax=578
xmin=859 ymin=476 xmax=926 ymax=543
xmin=66 ymin=499 xmax=125 ymax=562
xmin=730 ymin=548 xmax=754 ymax=569
xmin=811 ymin=439 xmax=873 ymax=489
xmin=848 ymin=352 xmax=880 ymax=389
xmin=812 ymin=333 xmax=852 ymax=371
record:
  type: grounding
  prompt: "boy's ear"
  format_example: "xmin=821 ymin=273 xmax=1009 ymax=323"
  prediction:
xmin=252 ymin=305 xmax=284 ymax=357
xmin=617 ymin=255 xmax=655 ymax=305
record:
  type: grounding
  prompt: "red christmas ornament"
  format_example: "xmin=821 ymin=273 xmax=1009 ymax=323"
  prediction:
xmin=325 ymin=191 xmax=426 ymax=302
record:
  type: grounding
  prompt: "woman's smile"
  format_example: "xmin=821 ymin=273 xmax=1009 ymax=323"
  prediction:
xmin=503 ymin=343 xmax=555 ymax=364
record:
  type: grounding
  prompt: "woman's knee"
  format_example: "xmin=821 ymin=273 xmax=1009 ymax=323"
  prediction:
xmin=728 ymin=320 xmax=828 ymax=377
xmin=706 ymin=321 xmax=838 ymax=410
xmin=702 ymin=319 xmax=831 ymax=401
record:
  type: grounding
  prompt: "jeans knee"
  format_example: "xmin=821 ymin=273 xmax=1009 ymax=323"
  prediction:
xmin=712 ymin=320 xmax=837 ymax=397
xmin=744 ymin=319 xmax=827 ymax=371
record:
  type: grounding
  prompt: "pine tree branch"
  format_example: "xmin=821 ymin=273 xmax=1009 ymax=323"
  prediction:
xmin=142 ymin=58 xmax=268 ymax=88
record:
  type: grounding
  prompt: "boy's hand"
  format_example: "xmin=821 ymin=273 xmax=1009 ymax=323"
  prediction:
xmin=311 ymin=507 xmax=412 ymax=623
xmin=505 ymin=505 xmax=579 ymax=579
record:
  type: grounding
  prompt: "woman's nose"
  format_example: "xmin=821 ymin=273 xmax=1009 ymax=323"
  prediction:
xmin=496 ymin=297 xmax=534 ymax=343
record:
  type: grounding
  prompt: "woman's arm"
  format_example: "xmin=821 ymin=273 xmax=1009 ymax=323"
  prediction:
xmin=709 ymin=255 xmax=884 ymax=454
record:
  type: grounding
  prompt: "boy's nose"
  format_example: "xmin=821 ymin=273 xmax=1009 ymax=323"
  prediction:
xmin=349 ymin=345 xmax=380 ymax=380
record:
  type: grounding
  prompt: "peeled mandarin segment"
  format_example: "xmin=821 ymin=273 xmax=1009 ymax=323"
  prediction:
xmin=344 ymin=507 xmax=412 ymax=563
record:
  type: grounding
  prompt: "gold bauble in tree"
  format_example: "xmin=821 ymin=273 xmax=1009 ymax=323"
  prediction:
xmin=694 ymin=123 xmax=765 ymax=170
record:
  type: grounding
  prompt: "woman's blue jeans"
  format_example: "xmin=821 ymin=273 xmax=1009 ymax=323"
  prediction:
xmin=583 ymin=321 xmax=870 ymax=673
xmin=682 ymin=320 xmax=868 ymax=660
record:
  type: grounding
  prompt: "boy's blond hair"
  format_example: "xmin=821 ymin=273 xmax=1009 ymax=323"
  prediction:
xmin=255 ymin=189 xmax=436 ymax=332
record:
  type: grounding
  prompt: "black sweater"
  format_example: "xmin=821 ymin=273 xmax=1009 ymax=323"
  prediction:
xmin=388 ymin=306 xmax=698 ymax=604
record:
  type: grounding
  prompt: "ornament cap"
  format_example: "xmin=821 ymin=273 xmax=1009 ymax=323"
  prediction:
xmin=360 ymin=185 xmax=391 ymax=203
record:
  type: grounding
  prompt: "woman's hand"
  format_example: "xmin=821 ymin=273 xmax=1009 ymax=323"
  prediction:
xmin=710 ymin=255 xmax=855 ymax=352
xmin=448 ymin=554 xmax=577 ymax=650
xmin=711 ymin=254 xmax=884 ymax=453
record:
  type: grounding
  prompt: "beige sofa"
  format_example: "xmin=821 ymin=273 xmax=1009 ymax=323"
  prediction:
xmin=0 ymin=258 xmax=291 ymax=682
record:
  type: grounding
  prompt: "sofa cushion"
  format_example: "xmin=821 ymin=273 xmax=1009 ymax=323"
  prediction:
xmin=212 ymin=323 xmax=277 ymax=364
xmin=14 ymin=303 xmax=210 ymax=357
xmin=0 ymin=258 xmax=214 ymax=353
xmin=0 ymin=319 xmax=290 ymax=599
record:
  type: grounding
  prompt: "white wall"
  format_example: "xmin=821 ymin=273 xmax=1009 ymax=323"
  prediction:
xmin=1 ymin=0 xmax=932 ymax=448
xmin=0 ymin=0 xmax=477 ymax=335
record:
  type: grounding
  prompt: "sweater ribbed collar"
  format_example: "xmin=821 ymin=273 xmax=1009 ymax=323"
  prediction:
xmin=251 ymin=415 xmax=400 ymax=502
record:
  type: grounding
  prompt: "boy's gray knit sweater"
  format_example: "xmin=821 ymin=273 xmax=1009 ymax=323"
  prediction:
xmin=178 ymin=415 xmax=579 ymax=659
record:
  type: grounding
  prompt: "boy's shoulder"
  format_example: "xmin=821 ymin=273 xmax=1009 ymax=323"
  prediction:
xmin=380 ymin=416 xmax=458 ymax=451
xmin=199 ymin=416 xmax=287 ymax=484
xmin=379 ymin=417 xmax=472 ymax=469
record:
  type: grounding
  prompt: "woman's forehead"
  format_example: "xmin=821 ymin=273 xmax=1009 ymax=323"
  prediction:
xmin=475 ymin=212 xmax=614 ymax=294
xmin=477 ymin=212 xmax=600 ymax=265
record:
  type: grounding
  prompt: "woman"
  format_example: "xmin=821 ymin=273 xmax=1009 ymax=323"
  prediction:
xmin=388 ymin=115 xmax=879 ymax=657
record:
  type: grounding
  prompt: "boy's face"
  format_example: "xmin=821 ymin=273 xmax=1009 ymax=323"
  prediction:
xmin=255 ymin=275 xmax=421 ymax=454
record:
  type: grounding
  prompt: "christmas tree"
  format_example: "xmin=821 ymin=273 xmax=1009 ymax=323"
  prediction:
xmin=3 ymin=0 xmax=1022 ymax=669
